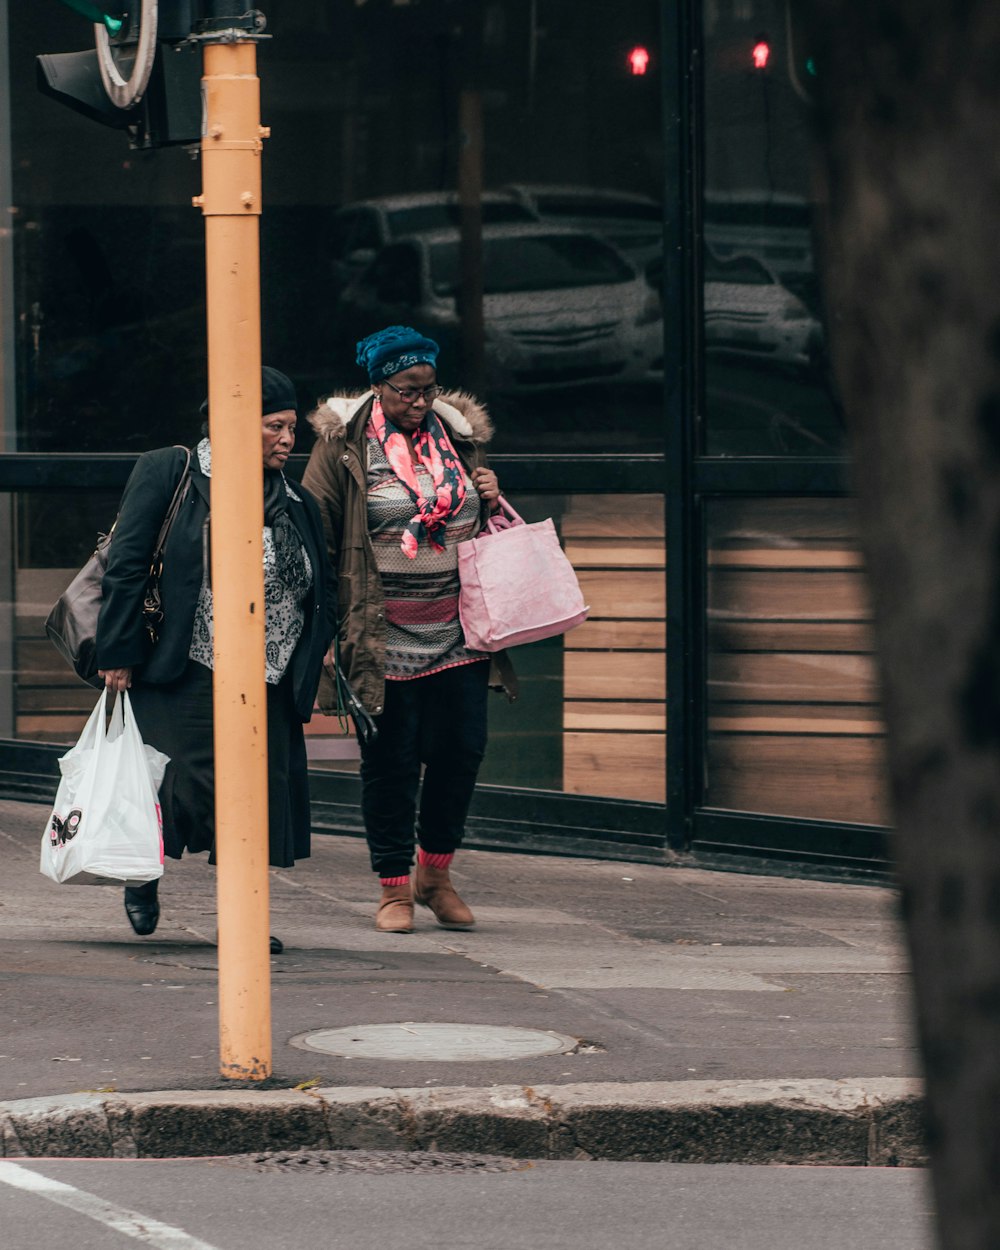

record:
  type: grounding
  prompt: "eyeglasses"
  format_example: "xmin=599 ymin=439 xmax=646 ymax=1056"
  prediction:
xmin=382 ymin=381 xmax=444 ymax=405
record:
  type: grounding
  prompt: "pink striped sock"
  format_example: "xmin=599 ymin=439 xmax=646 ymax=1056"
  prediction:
xmin=417 ymin=849 xmax=454 ymax=869
xmin=380 ymin=875 xmax=410 ymax=887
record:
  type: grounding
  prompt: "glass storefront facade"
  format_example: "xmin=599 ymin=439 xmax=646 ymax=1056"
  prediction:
xmin=702 ymin=0 xmax=844 ymax=459
xmin=705 ymin=497 xmax=886 ymax=827
xmin=8 ymin=2 xmax=665 ymax=457
xmin=683 ymin=0 xmax=889 ymax=867
xmin=0 ymin=1 xmax=890 ymax=871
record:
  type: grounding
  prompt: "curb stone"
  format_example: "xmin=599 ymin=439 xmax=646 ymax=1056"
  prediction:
xmin=0 ymin=1078 xmax=925 ymax=1166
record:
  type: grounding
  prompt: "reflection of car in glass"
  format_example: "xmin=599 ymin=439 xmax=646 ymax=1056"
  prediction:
xmin=704 ymin=250 xmax=822 ymax=371
xmin=335 ymin=224 xmax=662 ymax=393
xmin=501 ymin=184 xmax=663 ymax=271
xmin=704 ymin=191 xmax=818 ymax=311
xmin=327 ymin=192 xmax=539 ymax=288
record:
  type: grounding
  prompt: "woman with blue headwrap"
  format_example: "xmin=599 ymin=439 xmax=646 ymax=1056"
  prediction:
xmin=303 ymin=326 xmax=515 ymax=933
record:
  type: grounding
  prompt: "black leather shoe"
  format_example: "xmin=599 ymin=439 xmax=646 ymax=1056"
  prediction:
xmin=269 ymin=935 xmax=283 ymax=955
xmin=124 ymin=881 xmax=160 ymax=936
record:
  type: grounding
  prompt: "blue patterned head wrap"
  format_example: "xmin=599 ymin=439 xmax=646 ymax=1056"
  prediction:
xmin=356 ymin=325 xmax=440 ymax=383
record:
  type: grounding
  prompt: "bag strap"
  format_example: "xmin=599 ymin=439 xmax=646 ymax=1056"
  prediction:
xmin=484 ymin=494 xmax=523 ymax=534
xmin=92 ymin=446 xmax=190 ymax=574
xmin=149 ymin=446 xmax=192 ymax=577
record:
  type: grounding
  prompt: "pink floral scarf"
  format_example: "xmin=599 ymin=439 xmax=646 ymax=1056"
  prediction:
xmin=370 ymin=397 xmax=467 ymax=558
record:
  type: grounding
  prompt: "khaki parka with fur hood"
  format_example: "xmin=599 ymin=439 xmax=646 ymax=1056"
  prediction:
xmin=302 ymin=389 xmax=517 ymax=718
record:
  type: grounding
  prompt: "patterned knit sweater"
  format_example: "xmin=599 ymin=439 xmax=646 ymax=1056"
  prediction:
xmin=365 ymin=427 xmax=486 ymax=679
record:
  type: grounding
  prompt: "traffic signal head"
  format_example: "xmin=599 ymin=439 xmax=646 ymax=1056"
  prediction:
xmin=38 ymin=2 xmax=203 ymax=146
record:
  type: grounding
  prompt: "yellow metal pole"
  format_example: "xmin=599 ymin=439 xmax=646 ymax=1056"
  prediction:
xmin=194 ymin=39 xmax=272 ymax=1081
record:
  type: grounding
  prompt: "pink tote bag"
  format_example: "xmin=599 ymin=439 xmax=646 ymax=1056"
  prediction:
xmin=457 ymin=497 xmax=589 ymax=651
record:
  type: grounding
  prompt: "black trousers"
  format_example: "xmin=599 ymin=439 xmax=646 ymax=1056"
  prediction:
xmin=359 ymin=660 xmax=490 ymax=878
xmin=129 ymin=658 xmax=311 ymax=867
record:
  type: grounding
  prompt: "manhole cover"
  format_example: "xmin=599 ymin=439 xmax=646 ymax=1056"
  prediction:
xmin=290 ymin=1022 xmax=577 ymax=1061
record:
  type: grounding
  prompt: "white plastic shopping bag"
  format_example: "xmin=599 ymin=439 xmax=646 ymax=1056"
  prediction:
xmin=40 ymin=689 xmax=169 ymax=886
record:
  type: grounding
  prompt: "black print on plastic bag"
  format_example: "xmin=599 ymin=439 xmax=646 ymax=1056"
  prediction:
xmin=49 ymin=808 xmax=82 ymax=848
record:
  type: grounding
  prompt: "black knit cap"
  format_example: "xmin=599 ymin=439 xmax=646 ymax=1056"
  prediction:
xmin=261 ymin=366 xmax=297 ymax=415
xmin=201 ymin=366 xmax=297 ymax=418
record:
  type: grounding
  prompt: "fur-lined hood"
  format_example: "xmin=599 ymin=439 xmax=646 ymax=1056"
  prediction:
xmin=308 ymin=389 xmax=494 ymax=446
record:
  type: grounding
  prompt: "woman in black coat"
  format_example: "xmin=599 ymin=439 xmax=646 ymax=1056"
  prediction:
xmin=95 ymin=367 xmax=334 ymax=943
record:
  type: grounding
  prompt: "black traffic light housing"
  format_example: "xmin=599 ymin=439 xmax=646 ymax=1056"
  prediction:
xmin=37 ymin=48 xmax=132 ymax=129
xmin=37 ymin=1 xmax=203 ymax=147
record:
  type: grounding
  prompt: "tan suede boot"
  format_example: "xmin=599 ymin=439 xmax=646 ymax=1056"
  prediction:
xmin=413 ymin=863 xmax=476 ymax=930
xmin=375 ymin=883 xmax=414 ymax=933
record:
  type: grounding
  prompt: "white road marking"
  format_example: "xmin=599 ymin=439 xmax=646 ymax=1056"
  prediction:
xmin=0 ymin=1161 xmax=222 ymax=1250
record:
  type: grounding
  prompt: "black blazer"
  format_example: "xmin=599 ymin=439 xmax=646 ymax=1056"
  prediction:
xmin=96 ymin=445 xmax=334 ymax=722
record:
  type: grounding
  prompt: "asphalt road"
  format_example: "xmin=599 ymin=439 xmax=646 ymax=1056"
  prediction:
xmin=0 ymin=1155 xmax=933 ymax=1250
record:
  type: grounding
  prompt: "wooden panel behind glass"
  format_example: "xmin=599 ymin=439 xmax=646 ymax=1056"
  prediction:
xmin=705 ymin=498 xmax=890 ymax=825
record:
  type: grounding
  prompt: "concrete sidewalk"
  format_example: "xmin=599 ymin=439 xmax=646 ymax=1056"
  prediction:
xmin=0 ymin=799 xmax=923 ymax=1163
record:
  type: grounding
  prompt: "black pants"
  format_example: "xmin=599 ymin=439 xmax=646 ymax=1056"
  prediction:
xmin=129 ymin=658 xmax=311 ymax=867
xmin=359 ymin=660 xmax=490 ymax=878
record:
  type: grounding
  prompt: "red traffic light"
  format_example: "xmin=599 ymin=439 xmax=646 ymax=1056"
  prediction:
xmin=752 ymin=39 xmax=771 ymax=70
xmin=627 ymin=46 xmax=651 ymax=76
